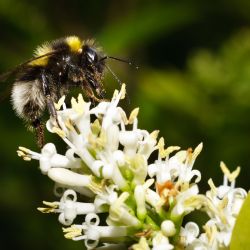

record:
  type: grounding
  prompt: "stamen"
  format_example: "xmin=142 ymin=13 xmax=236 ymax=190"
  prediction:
xmin=37 ymin=201 xmax=59 ymax=213
xmin=54 ymin=95 xmax=66 ymax=110
xmin=52 ymin=127 xmax=66 ymax=138
xmin=220 ymin=161 xmax=241 ymax=182
xmin=63 ymin=226 xmax=82 ymax=239
xmin=128 ymin=108 xmax=139 ymax=124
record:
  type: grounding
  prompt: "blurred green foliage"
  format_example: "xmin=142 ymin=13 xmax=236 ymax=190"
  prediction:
xmin=231 ymin=193 xmax=250 ymax=249
xmin=0 ymin=0 xmax=250 ymax=249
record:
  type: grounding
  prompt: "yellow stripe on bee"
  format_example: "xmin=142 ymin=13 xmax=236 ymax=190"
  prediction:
xmin=66 ymin=36 xmax=82 ymax=52
xmin=29 ymin=42 xmax=53 ymax=66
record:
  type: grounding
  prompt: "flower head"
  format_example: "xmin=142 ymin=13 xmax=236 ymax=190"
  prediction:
xmin=17 ymin=85 xmax=247 ymax=250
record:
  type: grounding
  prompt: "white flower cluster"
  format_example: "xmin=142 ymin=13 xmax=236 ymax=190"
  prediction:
xmin=17 ymin=85 xmax=247 ymax=250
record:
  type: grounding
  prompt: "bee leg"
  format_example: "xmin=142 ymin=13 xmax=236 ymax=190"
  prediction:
xmin=84 ymin=84 xmax=108 ymax=103
xmin=46 ymin=95 xmax=58 ymax=119
xmin=41 ymin=72 xmax=60 ymax=127
xmin=32 ymin=118 xmax=45 ymax=148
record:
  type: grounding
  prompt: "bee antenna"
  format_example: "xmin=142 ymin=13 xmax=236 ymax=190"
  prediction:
xmin=105 ymin=64 xmax=122 ymax=86
xmin=101 ymin=56 xmax=139 ymax=70
xmin=105 ymin=64 xmax=130 ymax=104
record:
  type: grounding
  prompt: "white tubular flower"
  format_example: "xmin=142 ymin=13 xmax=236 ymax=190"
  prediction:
xmin=185 ymin=239 xmax=210 ymax=250
xmin=118 ymin=128 xmax=140 ymax=157
xmin=57 ymin=190 xmax=93 ymax=225
xmin=63 ymin=213 xmax=128 ymax=250
xmin=101 ymin=159 xmax=128 ymax=190
xmin=152 ymin=232 xmax=174 ymax=250
xmin=48 ymin=168 xmax=92 ymax=187
xmin=53 ymin=183 xmax=94 ymax=198
xmin=95 ymin=84 xmax=126 ymax=129
xmin=148 ymin=138 xmax=182 ymax=184
xmin=199 ymin=162 xmax=247 ymax=249
xmin=95 ymin=244 xmax=127 ymax=250
xmin=132 ymin=237 xmax=150 ymax=250
xmin=145 ymin=188 xmax=161 ymax=210
xmin=108 ymin=192 xmax=141 ymax=227
xmin=137 ymin=130 xmax=159 ymax=160
xmin=94 ymin=185 xmax=118 ymax=212
xmin=170 ymin=185 xmax=201 ymax=219
xmin=17 ymin=143 xmax=81 ymax=174
xmin=17 ymin=85 xmax=247 ymax=250
xmin=129 ymin=154 xmax=148 ymax=185
xmin=134 ymin=179 xmax=154 ymax=220
xmin=183 ymin=162 xmax=247 ymax=250
xmin=134 ymin=185 xmax=147 ymax=220
xmin=112 ymin=150 xmax=126 ymax=166
xmin=37 ymin=189 xmax=97 ymax=226
xmin=161 ymin=220 xmax=176 ymax=237
xmin=47 ymin=95 xmax=92 ymax=152
xmin=105 ymin=123 xmax=120 ymax=152
xmin=180 ymin=222 xmax=200 ymax=246
xmin=148 ymin=142 xmax=202 ymax=187
xmin=177 ymin=143 xmax=202 ymax=186
xmin=148 ymin=159 xmax=171 ymax=185
xmin=119 ymin=112 xmax=142 ymax=157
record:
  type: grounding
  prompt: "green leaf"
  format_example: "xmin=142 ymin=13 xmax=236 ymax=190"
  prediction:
xmin=230 ymin=192 xmax=250 ymax=250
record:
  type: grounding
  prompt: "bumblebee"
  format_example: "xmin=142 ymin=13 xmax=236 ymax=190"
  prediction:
xmin=1 ymin=36 xmax=111 ymax=147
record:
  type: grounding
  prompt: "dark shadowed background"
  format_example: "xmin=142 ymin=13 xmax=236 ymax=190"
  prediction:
xmin=1 ymin=0 xmax=250 ymax=249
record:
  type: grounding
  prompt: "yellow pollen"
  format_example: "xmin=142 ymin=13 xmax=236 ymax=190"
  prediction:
xmin=52 ymin=127 xmax=66 ymax=138
xmin=112 ymin=89 xmax=119 ymax=99
xmin=220 ymin=161 xmax=241 ymax=182
xmin=208 ymin=178 xmax=217 ymax=195
xmin=63 ymin=226 xmax=82 ymax=239
xmin=17 ymin=150 xmax=25 ymax=157
xmin=128 ymin=108 xmax=139 ymax=124
xmin=165 ymin=146 xmax=181 ymax=155
xmin=18 ymin=146 xmax=30 ymax=153
xmin=158 ymin=137 xmax=167 ymax=158
xmin=112 ymin=84 xmax=126 ymax=101
xmin=120 ymin=84 xmax=126 ymax=99
xmin=37 ymin=201 xmax=58 ymax=213
xmin=23 ymin=156 xmax=31 ymax=161
xmin=204 ymin=224 xmax=217 ymax=243
xmin=71 ymin=94 xmax=86 ymax=114
xmin=54 ymin=95 xmax=66 ymax=110
xmin=37 ymin=207 xmax=54 ymax=213
xmin=120 ymin=109 xmax=128 ymax=125
xmin=17 ymin=147 xmax=33 ymax=160
xmin=91 ymin=119 xmax=101 ymax=135
xmin=192 ymin=143 xmax=203 ymax=160
xmin=65 ymin=119 xmax=75 ymax=131
xmin=150 ymin=130 xmax=159 ymax=140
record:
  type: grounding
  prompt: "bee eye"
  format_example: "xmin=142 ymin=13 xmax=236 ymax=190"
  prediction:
xmin=85 ymin=47 xmax=98 ymax=63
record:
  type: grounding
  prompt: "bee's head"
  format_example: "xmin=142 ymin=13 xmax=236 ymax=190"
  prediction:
xmin=81 ymin=46 xmax=105 ymax=74
xmin=80 ymin=45 xmax=106 ymax=96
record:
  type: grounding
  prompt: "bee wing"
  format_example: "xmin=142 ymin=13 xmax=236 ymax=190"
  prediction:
xmin=0 ymin=69 xmax=17 ymax=82
xmin=0 ymin=69 xmax=19 ymax=102
xmin=0 ymin=49 xmax=65 ymax=82
xmin=0 ymin=49 xmax=65 ymax=102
